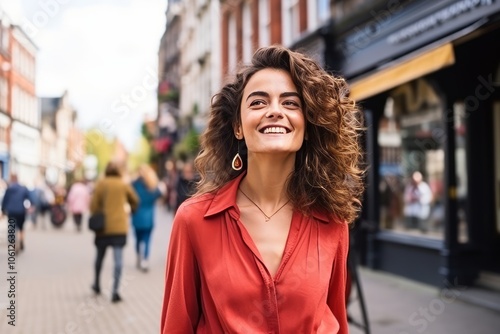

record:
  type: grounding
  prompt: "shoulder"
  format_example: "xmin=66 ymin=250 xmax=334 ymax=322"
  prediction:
xmin=106 ymin=177 xmax=130 ymax=189
xmin=178 ymin=193 xmax=215 ymax=213
xmin=321 ymin=217 xmax=350 ymax=255
xmin=93 ymin=180 xmax=106 ymax=192
xmin=174 ymin=193 xmax=216 ymax=224
xmin=311 ymin=210 xmax=349 ymax=235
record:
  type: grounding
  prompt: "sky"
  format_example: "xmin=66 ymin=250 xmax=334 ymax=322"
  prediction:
xmin=3 ymin=0 xmax=167 ymax=150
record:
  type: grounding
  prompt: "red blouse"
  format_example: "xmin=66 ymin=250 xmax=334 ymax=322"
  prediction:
xmin=161 ymin=173 xmax=349 ymax=333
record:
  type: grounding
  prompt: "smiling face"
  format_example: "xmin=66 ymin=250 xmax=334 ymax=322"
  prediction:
xmin=237 ymin=68 xmax=305 ymax=157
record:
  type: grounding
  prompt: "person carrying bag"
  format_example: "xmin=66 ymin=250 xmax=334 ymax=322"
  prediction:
xmin=88 ymin=187 xmax=106 ymax=232
xmin=88 ymin=211 xmax=105 ymax=232
xmin=89 ymin=162 xmax=139 ymax=302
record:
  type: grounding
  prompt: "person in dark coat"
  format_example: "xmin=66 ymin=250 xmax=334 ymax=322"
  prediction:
xmin=1 ymin=174 xmax=31 ymax=251
xmin=131 ymin=164 xmax=164 ymax=272
xmin=89 ymin=162 xmax=139 ymax=302
xmin=174 ymin=160 xmax=197 ymax=214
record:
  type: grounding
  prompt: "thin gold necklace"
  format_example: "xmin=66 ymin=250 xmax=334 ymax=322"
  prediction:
xmin=239 ymin=188 xmax=290 ymax=222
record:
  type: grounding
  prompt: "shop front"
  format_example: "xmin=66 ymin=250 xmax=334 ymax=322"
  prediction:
xmin=325 ymin=0 xmax=500 ymax=288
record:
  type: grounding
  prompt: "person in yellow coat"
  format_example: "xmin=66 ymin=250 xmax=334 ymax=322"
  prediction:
xmin=90 ymin=161 xmax=139 ymax=302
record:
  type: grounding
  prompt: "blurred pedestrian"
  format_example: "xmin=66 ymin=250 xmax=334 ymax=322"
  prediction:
xmin=163 ymin=159 xmax=178 ymax=212
xmin=403 ymin=171 xmax=433 ymax=232
xmin=28 ymin=182 xmax=45 ymax=228
xmin=1 ymin=174 xmax=31 ymax=251
xmin=0 ymin=178 xmax=7 ymax=201
xmin=50 ymin=185 xmax=67 ymax=228
xmin=28 ymin=181 xmax=54 ymax=230
xmin=89 ymin=161 xmax=139 ymax=302
xmin=38 ymin=183 xmax=55 ymax=229
xmin=174 ymin=159 xmax=197 ymax=214
xmin=161 ymin=45 xmax=365 ymax=333
xmin=66 ymin=179 xmax=91 ymax=232
xmin=131 ymin=164 xmax=165 ymax=272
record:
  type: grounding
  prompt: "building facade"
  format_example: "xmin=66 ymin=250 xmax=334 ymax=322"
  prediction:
xmin=40 ymin=91 xmax=78 ymax=187
xmin=316 ymin=0 xmax=500 ymax=291
xmin=178 ymin=0 xmax=221 ymax=133
xmin=0 ymin=10 xmax=12 ymax=181
xmin=220 ymin=0 xmax=331 ymax=79
xmin=156 ymin=0 xmax=182 ymax=176
xmin=8 ymin=24 xmax=39 ymax=188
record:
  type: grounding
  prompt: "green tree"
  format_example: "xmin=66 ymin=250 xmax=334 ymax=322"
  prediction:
xmin=85 ymin=128 xmax=116 ymax=175
xmin=173 ymin=127 xmax=199 ymax=161
xmin=128 ymin=135 xmax=152 ymax=173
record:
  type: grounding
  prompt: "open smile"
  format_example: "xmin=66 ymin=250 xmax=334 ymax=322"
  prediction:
xmin=259 ymin=126 xmax=291 ymax=134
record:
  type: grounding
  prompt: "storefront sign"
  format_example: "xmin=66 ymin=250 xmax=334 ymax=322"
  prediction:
xmin=337 ymin=0 xmax=500 ymax=78
xmin=388 ymin=0 xmax=495 ymax=44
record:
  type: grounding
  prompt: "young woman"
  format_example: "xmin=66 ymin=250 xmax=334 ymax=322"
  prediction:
xmin=131 ymin=164 xmax=164 ymax=271
xmin=161 ymin=45 xmax=365 ymax=333
xmin=66 ymin=179 xmax=91 ymax=232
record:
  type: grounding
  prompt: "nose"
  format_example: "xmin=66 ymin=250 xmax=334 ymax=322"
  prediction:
xmin=265 ymin=100 xmax=284 ymax=119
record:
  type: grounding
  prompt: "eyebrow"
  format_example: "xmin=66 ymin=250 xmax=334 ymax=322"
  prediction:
xmin=245 ymin=91 xmax=301 ymax=102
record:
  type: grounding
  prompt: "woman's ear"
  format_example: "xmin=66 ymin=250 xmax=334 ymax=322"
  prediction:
xmin=234 ymin=124 xmax=242 ymax=139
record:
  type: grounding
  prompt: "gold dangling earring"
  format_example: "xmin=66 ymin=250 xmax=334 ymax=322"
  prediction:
xmin=232 ymin=139 xmax=243 ymax=171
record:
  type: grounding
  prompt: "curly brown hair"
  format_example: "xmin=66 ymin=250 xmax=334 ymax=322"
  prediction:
xmin=194 ymin=45 xmax=365 ymax=223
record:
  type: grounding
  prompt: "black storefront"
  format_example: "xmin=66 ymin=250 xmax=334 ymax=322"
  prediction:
xmin=295 ymin=0 xmax=500 ymax=289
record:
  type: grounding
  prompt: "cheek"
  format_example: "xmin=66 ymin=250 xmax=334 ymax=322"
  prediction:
xmin=241 ymin=124 xmax=256 ymax=141
xmin=241 ymin=113 xmax=259 ymax=134
xmin=293 ymin=114 xmax=306 ymax=134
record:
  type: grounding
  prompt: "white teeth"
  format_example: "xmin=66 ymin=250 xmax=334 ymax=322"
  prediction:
xmin=263 ymin=127 xmax=286 ymax=134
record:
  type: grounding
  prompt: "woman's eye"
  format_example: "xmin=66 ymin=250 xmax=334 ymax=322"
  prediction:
xmin=283 ymin=101 xmax=301 ymax=107
xmin=249 ymin=100 xmax=265 ymax=107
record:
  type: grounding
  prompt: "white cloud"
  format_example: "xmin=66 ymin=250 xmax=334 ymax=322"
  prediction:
xmin=18 ymin=0 xmax=167 ymax=150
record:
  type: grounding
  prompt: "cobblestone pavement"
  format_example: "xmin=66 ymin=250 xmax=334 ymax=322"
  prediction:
xmin=347 ymin=265 xmax=500 ymax=334
xmin=1 ymin=205 xmax=499 ymax=334
xmin=0 ymin=206 xmax=173 ymax=334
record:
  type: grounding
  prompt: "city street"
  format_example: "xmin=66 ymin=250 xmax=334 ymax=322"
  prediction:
xmin=0 ymin=206 xmax=173 ymax=334
xmin=0 ymin=205 xmax=499 ymax=333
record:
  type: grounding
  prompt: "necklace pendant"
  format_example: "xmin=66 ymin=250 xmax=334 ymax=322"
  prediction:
xmin=265 ymin=217 xmax=270 ymax=222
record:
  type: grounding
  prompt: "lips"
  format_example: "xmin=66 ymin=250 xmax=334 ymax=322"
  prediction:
xmin=260 ymin=126 xmax=291 ymax=134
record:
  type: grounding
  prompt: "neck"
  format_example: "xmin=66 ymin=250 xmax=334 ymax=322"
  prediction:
xmin=246 ymin=152 xmax=294 ymax=192
xmin=244 ymin=168 xmax=291 ymax=203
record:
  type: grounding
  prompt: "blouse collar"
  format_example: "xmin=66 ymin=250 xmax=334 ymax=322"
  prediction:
xmin=204 ymin=172 xmax=245 ymax=218
xmin=204 ymin=172 xmax=330 ymax=223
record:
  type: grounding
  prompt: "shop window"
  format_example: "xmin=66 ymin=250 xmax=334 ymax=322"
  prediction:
xmin=282 ymin=0 xmax=300 ymax=45
xmin=378 ymin=79 xmax=445 ymax=239
xmin=242 ymin=2 xmax=253 ymax=64
xmin=258 ymin=0 xmax=270 ymax=47
xmin=0 ymin=77 xmax=7 ymax=112
xmin=317 ymin=0 xmax=330 ymax=23
xmin=228 ymin=14 xmax=237 ymax=73
xmin=454 ymin=102 xmax=469 ymax=243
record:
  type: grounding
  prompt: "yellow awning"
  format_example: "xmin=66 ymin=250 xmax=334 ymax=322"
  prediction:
xmin=349 ymin=43 xmax=455 ymax=101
